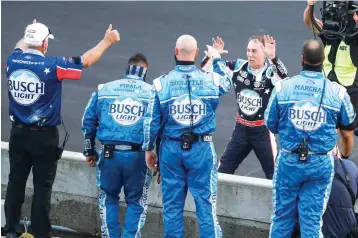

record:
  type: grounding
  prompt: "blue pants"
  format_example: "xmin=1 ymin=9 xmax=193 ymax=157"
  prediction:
xmin=96 ymin=150 xmax=152 ymax=238
xmin=159 ymin=139 xmax=222 ymax=238
xmin=269 ymin=151 xmax=334 ymax=238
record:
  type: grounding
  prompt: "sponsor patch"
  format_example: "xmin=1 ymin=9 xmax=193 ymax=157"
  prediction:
xmin=169 ymin=94 xmax=207 ymax=126
xmin=108 ymin=96 xmax=146 ymax=126
xmin=237 ymin=89 xmax=262 ymax=116
xmin=8 ymin=69 xmax=45 ymax=106
xmin=288 ymin=100 xmax=327 ymax=131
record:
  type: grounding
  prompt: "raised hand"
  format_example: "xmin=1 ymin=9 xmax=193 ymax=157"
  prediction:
xmin=104 ymin=24 xmax=120 ymax=45
xmin=307 ymin=0 xmax=316 ymax=6
xmin=204 ymin=45 xmax=221 ymax=59
xmin=263 ymin=35 xmax=276 ymax=60
xmin=212 ymin=36 xmax=229 ymax=55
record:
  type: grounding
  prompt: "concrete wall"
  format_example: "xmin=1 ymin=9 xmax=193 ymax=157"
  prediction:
xmin=1 ymin=141 xmax=272 ymax=237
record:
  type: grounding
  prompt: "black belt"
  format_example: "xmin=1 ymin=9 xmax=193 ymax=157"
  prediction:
xmin=101 ymin=144 xmax=142 ymax=151
xmin=12 ymin=122 xmax=55 ymax=131
xmin=281 ymin=148 xmax=331 ymax=155
xmin=165 ymin=134 xmax=213 ymax=142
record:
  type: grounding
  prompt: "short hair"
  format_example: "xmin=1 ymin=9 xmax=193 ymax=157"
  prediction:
xmin=248 ymin=35 xmax=265 ymax=46
xmin=302 ymin=39 xmax=325 ymax=65
xmin=128 ymin=53 xmax=148 ymax=67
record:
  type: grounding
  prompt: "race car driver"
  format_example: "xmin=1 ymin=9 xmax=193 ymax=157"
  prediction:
xmin=82 ymin=54 xmax=152 ymax=237
xmin=201 ymin=35 xmax=288 ymax=179
xmin=143 ymin=35 xmax=232 ymax=238
xmin=265 ymin=39 xmax=356 ymax=238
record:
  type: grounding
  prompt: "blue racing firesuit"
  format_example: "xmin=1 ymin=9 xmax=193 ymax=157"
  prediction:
xmin=264 ymin=70 xmax=356 ymax=238
xmin=142 ymin=59 xmax=232 ymax=238
xmin=82 ymin=65 xmax=152 ymax=238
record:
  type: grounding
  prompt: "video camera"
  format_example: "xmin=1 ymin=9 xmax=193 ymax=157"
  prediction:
xmin=310 ymin=1 xmax=358 ymax=42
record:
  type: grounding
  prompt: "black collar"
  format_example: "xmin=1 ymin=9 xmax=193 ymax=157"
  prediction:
xmin=302 ymin=63 xmax=323 ymax=73
xmin=176 ymin=60 xmax=195 ymax=65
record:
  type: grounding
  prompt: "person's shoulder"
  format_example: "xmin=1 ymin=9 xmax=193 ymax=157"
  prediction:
xmin=341 ymin=159 xmax=358 ymax=175
xmin=274 ymin=75 xmax=297 ymax=92
xmin=97 ymin=83 xmax=106 ymax=92
xmin=9 ymin=48 xmax=23 ymax=56
xmin=283 ymin=74 xmax=301 ymax=84
xmin=235 ymin=58 xmax=248 ymax=66
xmin=7 ymin=48 xmax=24 ymax=63
xmin=46 ymin=56 xmax=83 ymax=67
xmin=43 ymin=56 xmax=66 ymax=68
xmin=97 ymin=79 xmax=121 ymax=90
xmin=152 ymin=72 xmax=173 ymax=92
xmin=327 ymin=80 xmax=347 ymax=100
xmin=342 ymin=159 xmax=356 ymax=167
xmin=139 ymin=80 xmax=154 ymax=89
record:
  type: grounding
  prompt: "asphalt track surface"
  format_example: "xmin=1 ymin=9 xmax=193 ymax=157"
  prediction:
xmin=2 ymin=1 xmax=358 ymax=179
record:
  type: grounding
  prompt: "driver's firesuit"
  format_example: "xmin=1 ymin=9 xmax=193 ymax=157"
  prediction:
xmin=201 ymin=56 xmax=288 ymax=179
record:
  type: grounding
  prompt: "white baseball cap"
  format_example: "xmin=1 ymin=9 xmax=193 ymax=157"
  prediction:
xmin=24 ymin=23 xmax=54 ymax=46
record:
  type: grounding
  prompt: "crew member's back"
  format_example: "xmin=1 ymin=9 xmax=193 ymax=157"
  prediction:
xmin=270 ymin=71 xmax=352 ymax=153
xmin=82 ymin=55 xmax=153 ymax=237
xmin=7 ymin=48 xmax=82 ymax=126
xmin=86 ymin=76 xmax=152 ymax=145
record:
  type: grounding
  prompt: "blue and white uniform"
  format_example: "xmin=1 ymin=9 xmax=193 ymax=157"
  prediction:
xmin=264 ymin=70 xmax=356 ymax=238
xmin=142 ymin=59 xmax=232 ymax=238
xmin=82 ymin=66 xmax=152 ymax=238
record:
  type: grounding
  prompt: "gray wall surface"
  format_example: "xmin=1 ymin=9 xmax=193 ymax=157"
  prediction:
xmin=1 ymin=142 xmax=272 ymax=237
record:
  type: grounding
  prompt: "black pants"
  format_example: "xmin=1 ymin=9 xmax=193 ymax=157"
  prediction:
xmin=218 ymin=122 xmax=276 ymax=179
xmin=4 ymin=124 xmax=59 ymax=238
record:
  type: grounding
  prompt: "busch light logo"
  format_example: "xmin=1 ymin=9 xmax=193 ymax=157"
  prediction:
xmin=169 ymin=94 xmax=206 ymax=126
xmin=289 ymin=100 xmax=327 ymax=131
xmin=109 ymin=96 xmax=146 ymax=126
xmin=237 ymin=89 xmax=262 ymax=116
xmin=8 ymin=70 xmax=45 ymax=106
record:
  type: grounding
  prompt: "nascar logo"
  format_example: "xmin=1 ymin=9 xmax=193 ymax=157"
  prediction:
xmin=109 ymin=96 xmax=146 ymax=126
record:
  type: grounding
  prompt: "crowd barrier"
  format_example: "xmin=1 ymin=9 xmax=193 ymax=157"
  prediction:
xmin=1 ymin=141 xmax=272 ymax=237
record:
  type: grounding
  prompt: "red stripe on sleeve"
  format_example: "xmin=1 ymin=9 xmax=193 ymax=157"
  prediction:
xmin=57 ymin=66 xmax=82 ymax=81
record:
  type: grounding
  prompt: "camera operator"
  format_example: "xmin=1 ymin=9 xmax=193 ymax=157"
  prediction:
xmin=303 ymin=0 xmax=358 ymax=131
